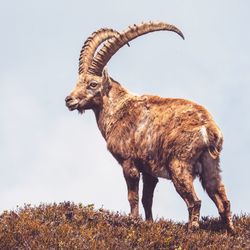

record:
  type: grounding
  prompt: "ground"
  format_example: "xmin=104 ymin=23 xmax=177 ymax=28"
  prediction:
xmin=0 ymin=202 xmax=249 ymax=249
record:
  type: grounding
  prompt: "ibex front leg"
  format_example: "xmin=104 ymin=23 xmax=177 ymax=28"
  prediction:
xmin=122 ymin=160 xmax=140 ymax=217
xmin=142 ymin=172 xmax=158 ymax=221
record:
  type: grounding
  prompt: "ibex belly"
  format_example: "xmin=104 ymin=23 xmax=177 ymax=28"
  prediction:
xmin=153 ymin=166 xmax=171 ymax=179
xmin=134 ymin=114 xmax=171 ymax=179
xmin=143 ymin=161 xmax=171 ymax=179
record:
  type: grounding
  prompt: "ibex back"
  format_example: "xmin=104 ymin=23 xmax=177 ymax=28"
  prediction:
xmin=65 ymin=21 xmax=234 ymax=234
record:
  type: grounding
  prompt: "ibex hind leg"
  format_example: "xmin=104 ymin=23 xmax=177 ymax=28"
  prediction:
xmin=200 ymin=152 xmax=235 ymax=234
xmin=169 ymin=159 xmax=201 ymax=231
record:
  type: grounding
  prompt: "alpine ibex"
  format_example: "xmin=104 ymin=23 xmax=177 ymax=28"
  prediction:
xmin=65 ymin=21 xmax=234 ymax=233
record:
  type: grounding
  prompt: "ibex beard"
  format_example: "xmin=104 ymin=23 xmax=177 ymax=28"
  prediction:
xmin=65 ymin=22 xmax=235 ymax=234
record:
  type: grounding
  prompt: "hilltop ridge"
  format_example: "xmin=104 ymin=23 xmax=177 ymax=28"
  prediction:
xmin=0 ymin=202 xmax=249 ymax=249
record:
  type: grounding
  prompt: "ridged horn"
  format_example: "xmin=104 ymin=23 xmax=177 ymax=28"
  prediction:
xmin=79 ymin=28 xmax=121 ymax=74
xmin=88 ymin=21 xmax=184 ymax=76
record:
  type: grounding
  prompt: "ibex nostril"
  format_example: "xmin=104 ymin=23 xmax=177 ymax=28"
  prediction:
xmin=65 ymin=96 xmax=73 ymax=103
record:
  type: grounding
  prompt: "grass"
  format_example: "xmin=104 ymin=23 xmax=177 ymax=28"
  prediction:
xmin=0 ymin=202 xmax=249 ymax=249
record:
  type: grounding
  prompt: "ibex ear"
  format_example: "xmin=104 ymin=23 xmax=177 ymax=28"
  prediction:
xmin=102 ymin=67 xmax=109 ymax=81
xmin=102 ymin=67 xmax=111 ymax=96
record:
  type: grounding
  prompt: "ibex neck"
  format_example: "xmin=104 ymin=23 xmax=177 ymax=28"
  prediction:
xmin=94 ymin=79 xmax=134 ymax=140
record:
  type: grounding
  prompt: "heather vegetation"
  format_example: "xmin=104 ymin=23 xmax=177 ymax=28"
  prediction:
xmin=0 ymin=202 xmax=249 ymax=249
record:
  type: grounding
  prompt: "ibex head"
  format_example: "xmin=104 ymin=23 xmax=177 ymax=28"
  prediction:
xmin=65 ymin=22 xmax=184 ymax=113
xmin=65 ymin=69 xmax=111 ymax=113
xmin=65 ymin=29 xmax=118 ymax=113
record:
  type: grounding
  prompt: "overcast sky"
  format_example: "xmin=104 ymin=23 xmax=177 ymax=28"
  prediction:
xmin=1 ymin=0 xmax=249 ymax=222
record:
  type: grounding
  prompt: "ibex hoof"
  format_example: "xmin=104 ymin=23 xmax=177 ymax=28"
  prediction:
xmin=187 ymin=221 xmax=200 ymax=232
xmin=227 ymin=224 xmax=236 ymax=236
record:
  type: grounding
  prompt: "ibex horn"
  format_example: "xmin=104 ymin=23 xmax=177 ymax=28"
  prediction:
xmin=88 ymin=21 xmax=184 ymax=76
xmin=79 ymin=28 xmax=121 ymax=74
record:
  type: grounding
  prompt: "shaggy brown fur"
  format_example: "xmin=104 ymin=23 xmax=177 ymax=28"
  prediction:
xmin=65 ymin=22 xmax=234 ymax=234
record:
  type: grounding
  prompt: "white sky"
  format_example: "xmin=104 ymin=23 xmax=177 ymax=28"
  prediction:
xmin=1 ymin=0 xmax=249 ymax=221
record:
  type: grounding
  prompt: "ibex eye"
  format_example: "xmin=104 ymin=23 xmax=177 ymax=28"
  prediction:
xmin=89 ymin=82 xmax=98 ymax=88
